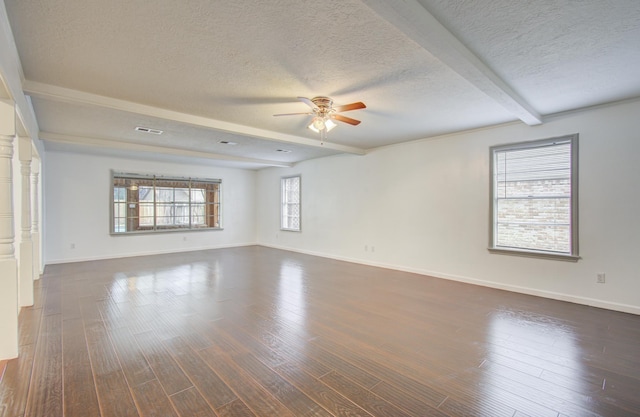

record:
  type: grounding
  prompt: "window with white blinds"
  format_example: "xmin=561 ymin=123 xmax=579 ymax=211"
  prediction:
xmin=281 ymin=175 xmax=301 ymax=231
xmin=489 ymin=135 xmax=579 ymax=260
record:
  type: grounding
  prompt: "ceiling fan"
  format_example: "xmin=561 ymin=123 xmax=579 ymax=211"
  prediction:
xmin=274 ymin=96 xmax=366 ymax=141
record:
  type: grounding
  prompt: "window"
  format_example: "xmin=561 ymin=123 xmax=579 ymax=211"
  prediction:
xmin=489 ymin=134 xmax=579 ymax=260
xmin=112 ymin=172 xmax=221 ymax=234
xmin=281 ymin=175 xmax=301 ymax=231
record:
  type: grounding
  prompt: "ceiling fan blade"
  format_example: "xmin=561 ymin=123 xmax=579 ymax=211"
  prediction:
xmin=332 ymin=114 xmax=361 ymax=126
xmin=334 ymin=101 xmax=366 ymax=112
xmin=298 ymin=97 xmax=317 ymax=110
xmin=273 ymin=112 xmax=313 ymax=117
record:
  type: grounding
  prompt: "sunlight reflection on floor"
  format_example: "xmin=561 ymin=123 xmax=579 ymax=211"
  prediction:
xmin=481 ymin=308 xmax=587 ymax=415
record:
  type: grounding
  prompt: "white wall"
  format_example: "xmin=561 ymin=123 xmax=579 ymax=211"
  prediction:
xmin=44 ymin=150 xmax=257 ymax=263
xmin=256 ymin=99 xmax=640 ymax=314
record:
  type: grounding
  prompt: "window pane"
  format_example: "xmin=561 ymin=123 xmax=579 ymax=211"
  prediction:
xmin=174 ymin=188 xmax=190 ymax=202
xmin=139 ymin=187 xmax=154 ymax=201
xmin=175 ymin=204 xmax=190 ymax=224
xmin=114 ymin=187 xmax=126 ymax=201
xmin=156 ymin=187 xmax=174 ymax=202
xmin=115 ymin=218 xmax=126 ymax=233
xmin=191 ymin=189 xmax=205 ymax=202
xmin=191 ymin=203 xmax=205 ymax=225
xmin=496 ymin=223 xmax=570 ymax=252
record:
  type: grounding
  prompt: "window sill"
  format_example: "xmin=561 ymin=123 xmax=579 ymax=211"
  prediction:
xmin=111 ymin=227 xmax=223 ymax=236
xmin=280 ymin=228 xmax=301 ymax=232
xmin=488 ymin=247 xmax=580 ymax=262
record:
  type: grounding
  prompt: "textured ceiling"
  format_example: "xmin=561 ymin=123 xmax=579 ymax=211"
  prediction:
xmin=4 ymin=0 xmax=640 ymax=168
xmin=421 ymin=0 xmax=640 ymax=113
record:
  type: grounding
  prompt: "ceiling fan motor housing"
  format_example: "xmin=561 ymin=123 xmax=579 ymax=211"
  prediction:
xmin=311 ymin=96 xmax=333 ymax=113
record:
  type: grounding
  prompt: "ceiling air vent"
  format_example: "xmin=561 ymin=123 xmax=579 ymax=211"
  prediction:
xmin=218 ymin=140 xmax=238 ymax=145
xmin=276 ymin=149 xmax=292 ymax=153
xmin=135 ymin=126 xmax=163 ymax=135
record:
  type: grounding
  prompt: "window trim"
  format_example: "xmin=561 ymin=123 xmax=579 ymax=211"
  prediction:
xmin=110 ymin=171 xmax=223 ymax=235
xmin=280 ymin=175 xmax=301 ymax=232
xmin=488 ymin=134 xmax=580 ymax=262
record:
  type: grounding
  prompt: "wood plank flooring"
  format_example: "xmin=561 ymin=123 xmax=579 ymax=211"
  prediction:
xmin=1 ymin=246 xmax=640 ymax=417
xmin=0 ymin=361 xmax=6 ymax=383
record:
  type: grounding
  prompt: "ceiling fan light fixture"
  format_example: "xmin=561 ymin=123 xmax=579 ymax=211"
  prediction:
xmin=309 ymin=116 xmax=325 ymax=133
xmin=308 ymin=116 xmax=336 ymax=133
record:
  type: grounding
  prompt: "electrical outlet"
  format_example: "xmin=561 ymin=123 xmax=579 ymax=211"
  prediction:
xmin=364 ymin=245 xmax=368 ymax=252
xmin=371 ymin=246 xmax=375 ymax=253
xmin=596 ymin=273 xmax=606 ymax=284
xmin=70 ymin=243 xmax=75 ymax=249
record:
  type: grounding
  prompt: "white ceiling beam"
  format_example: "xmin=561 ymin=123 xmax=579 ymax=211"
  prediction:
xmin=359 ymin=0 xmax=542 ymax=125
xmin=0 ymin=3 xmax=41 ymax=140
xmin=39 ymin=131 xmax=294 ymax=168
xmin=23 ymin=81 xmax=367 ymax=155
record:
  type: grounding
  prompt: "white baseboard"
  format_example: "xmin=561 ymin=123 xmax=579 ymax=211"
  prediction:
xmin=258 ymin=243 xmax=640 ymax=316
xmin=44 ymin=242 xmax=258 ymax=265
xmin=43 ymin=242 xmax=640 ymax=315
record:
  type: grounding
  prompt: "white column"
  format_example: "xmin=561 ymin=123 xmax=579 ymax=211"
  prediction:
xmin=0 ymin=99 xmax=18 ymax=360
xmin=32 ymin=163 xmax=41 ymax=279
xmin=18 ymin=136 xmax=34 ymax=306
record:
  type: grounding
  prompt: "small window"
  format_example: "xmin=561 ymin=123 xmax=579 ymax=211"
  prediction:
xmin=281 ymin=175 xmax=301 ymax=231
xmin=112 ymin=172 xmax=221 ymax=234
xmin=489 ymin=135 xmax=579 ymax=260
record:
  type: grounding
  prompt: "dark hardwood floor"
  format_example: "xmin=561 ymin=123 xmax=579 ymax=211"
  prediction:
xmin=1 ymin=246 xmax=639 ymax=417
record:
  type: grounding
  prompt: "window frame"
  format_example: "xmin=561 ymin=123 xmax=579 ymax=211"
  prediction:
xmin=111 ymin=171 xmax=222 ymax=235
xmin=488 ymin=134 xmax=580 ymax=261
xmin=280 ymin=175 xmax=301 ymax=232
